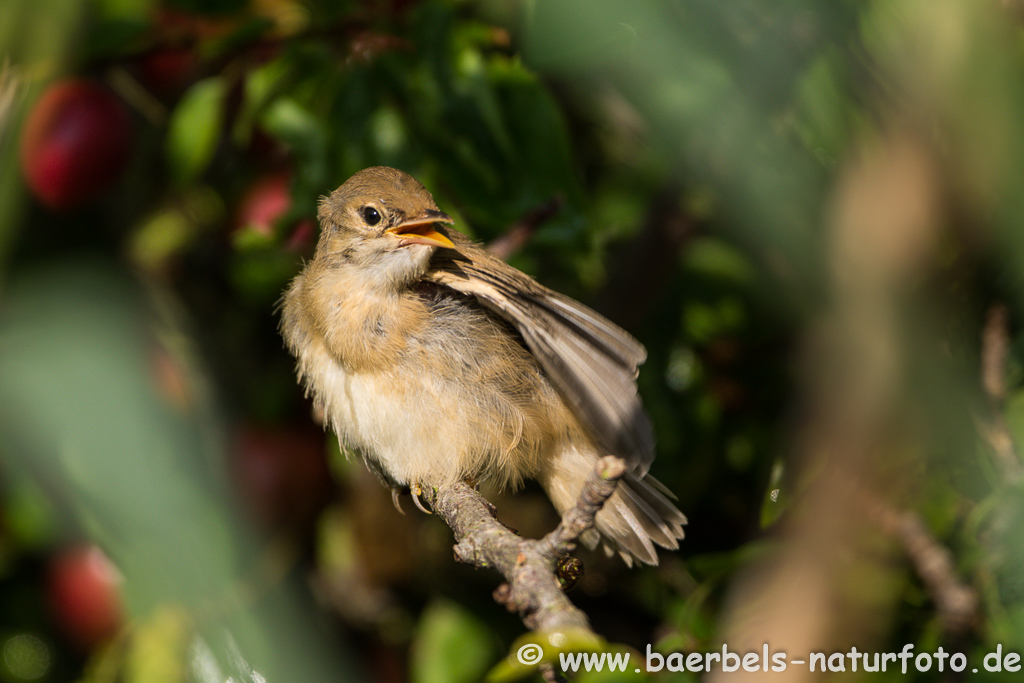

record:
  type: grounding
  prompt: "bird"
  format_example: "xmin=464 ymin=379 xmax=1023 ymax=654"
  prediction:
xmin=279 ymin=166 xmax=685 ymax=565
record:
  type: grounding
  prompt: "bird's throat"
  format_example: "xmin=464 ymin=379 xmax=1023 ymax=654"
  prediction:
xmin=304 ymin=262 xmax=430 ymax=372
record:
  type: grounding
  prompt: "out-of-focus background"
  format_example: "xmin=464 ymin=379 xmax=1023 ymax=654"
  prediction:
xmin=2 ymin=0 xmax=1024 ymax=681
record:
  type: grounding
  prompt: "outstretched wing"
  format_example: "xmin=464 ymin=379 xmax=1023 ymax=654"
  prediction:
xmin=426 ymin=234 xmax=655 ymax=475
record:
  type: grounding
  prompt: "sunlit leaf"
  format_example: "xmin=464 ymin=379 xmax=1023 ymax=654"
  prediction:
xmin=411 ymin=599 xmax=496 ymax=683
xmin=487 ymin=628 xmax=604 ymax=682
xmin=683 ymin=238 xmax=756 ymax=285
xmin=260 ymin=96 xmax=328 ymax=187
xmin=166 ymin=77 xmax=228 ymax=186
xmin=125 ymin=606 xmax=192 ymax=683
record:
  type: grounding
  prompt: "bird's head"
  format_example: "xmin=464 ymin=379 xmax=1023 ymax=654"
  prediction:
xmin=314 ymin=166 xmax=455 ymax=288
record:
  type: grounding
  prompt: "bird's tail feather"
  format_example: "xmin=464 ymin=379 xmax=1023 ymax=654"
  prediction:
xmin=583 ymin=473 xmax=687 ymax=566
xmin=541 ymin=449 xmax=686 ymax=567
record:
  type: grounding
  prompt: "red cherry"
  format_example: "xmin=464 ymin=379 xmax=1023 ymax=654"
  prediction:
xmin=47 ymin=545 xmax=124 ymax=648
xmin=233 ymin=171 xmax=314 ymax=251
xmin=234 ymin=172 xmax=292 ymax=237
xmin=286 ymin=217 xmax=316 ymax=251
xmin=230 ymin=424 xmax=332 ymax=532
xmin=19 ymin=80 xmax=134 ymax=209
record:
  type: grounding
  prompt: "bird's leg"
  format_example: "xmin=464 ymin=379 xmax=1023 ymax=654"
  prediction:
xmin=410 ymin=483 xmax=432 ymax=514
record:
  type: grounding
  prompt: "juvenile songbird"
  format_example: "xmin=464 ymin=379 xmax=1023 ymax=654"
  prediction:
xmin=280 ymin=166 xmax=685 ymax=565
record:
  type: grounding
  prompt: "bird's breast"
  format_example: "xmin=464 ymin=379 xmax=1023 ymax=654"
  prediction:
xmin=302 ymin=271 xmax=431 ymax=373
xmin=284 ymin=276 xmax=583 ymax=489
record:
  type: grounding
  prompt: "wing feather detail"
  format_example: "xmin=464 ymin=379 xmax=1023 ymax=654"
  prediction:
xmin=427 ymin=239 xmax=655 ymax=474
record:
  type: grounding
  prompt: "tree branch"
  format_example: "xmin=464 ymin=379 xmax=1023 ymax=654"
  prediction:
xmin=978 ymin=303 xmax=1023 ymax=482
xmin=486 ymin=196 xmax=565 ymax=261
xmin=422 ymin=455 xmax=626 ymax=634
xmin=863 ymin=494 xmax=979 ymax=636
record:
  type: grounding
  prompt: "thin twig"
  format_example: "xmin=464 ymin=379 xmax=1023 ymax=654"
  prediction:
xmin=535 ymin=456 xmax=626 ymax=558
xmin=982 ymin=304 xmax=1010 ymax=404
xmin=978 ymin=303 xmax=1023 ymax=481
xmin=0 ymin=60 xmax=20 ymax=142
xmin=865 ymin=496 xmax=979 ymax=636
xmin=487 ymin=196 xmax=564 ymax=261
xmin=422 ymin=456 xmax=626 ymax=633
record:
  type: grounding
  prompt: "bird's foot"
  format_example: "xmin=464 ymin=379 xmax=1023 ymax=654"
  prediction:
xmin=410 ymin=483 xmax=432 ymax=514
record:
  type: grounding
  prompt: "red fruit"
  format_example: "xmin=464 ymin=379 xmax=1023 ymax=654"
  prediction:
xmin=286 ymin=217 xmax=316 ymax=251
xmin=234 ymin=172 xmax=292 ymax=237
xmin=233 ymin=171 xmax=315 ymax=251
xmin=230 ymin=424 xmax=332 ymax=532
xmin=20 ymin=80 xmax=134 ymax=209
xmin=47 ymin=545 xmax=124 ymax=648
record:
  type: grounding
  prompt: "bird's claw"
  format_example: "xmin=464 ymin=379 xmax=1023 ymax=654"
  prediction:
xmin=411 ymin=483 xmax=432 ymax=514
xmin=391 ymin=488 xmax=405 ymax=514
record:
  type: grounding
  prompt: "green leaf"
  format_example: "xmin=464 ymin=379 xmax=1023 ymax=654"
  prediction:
xmin=0 ymin=263 xmax=364 ymax=682
xmin=411 ymin=599 xmax=496 ymax=683
xmin=487 ymin=629 xmax=604 ymax=682
xmin=130 ymin=187 xmax=225 ymax=272
xmin=229 ymin=245 xmax=303 ymax=305
xmin=2 ymin=476 xmax=58 ymax=548
xmin=125 ymin=607 xmax=192 ymax=683
xmin=260 ymin=97 xmax=328 ymax=187
xmin=166 ymin=77 xmax=228 ymax=186
xmin=234 ymin=53 xmax=293 ymax=145
xmin=683 ymin=237 xmax=756 ymax=285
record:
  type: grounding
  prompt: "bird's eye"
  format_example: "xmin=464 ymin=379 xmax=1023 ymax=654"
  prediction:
xmin=361 ymin=206 xmax=382 ymax=226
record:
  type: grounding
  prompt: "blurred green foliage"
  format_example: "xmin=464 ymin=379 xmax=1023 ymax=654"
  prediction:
xmin=4 ymin=0 xmax=1024 ymax=681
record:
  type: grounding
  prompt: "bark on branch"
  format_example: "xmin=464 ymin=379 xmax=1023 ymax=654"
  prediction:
xmin=978 ymin=303 xmax=1024 ymax=482
xmin=863 ymin=493 xmax=979 ymax=635
xmin=421 ymin=455 xmax=627 ymax=634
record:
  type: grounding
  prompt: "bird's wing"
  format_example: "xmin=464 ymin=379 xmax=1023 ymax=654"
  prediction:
xmin=427 ymin=236 xmax=655 ymax=475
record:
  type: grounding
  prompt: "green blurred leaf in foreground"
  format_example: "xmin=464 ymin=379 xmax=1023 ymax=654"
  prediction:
xmin=411 ymin=598 xmax=497 ymax=683
xmin=0 ymin=260 xmax=362 ymax=682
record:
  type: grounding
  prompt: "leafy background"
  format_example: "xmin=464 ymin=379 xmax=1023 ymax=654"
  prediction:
xmin=2 ymin=0 xmax=1024 ymax=681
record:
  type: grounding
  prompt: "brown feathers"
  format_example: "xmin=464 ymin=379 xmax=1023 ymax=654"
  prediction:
xmin=279 ymin=166 xmax=684 ymax=565
xmin=429 ymin=232 xmax=655 ymax=476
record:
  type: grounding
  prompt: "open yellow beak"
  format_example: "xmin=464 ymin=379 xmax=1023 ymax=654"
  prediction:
xmin=386 ymin=211 xmax=455 ymax=249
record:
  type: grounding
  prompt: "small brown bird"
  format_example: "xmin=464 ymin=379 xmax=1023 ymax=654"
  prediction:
xmin=280 ymin=166 xmax=685 ymax=565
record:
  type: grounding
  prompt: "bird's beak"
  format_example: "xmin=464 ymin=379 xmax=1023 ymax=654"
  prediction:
xmin=386 ymin=210 xmax=455 ymax=249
